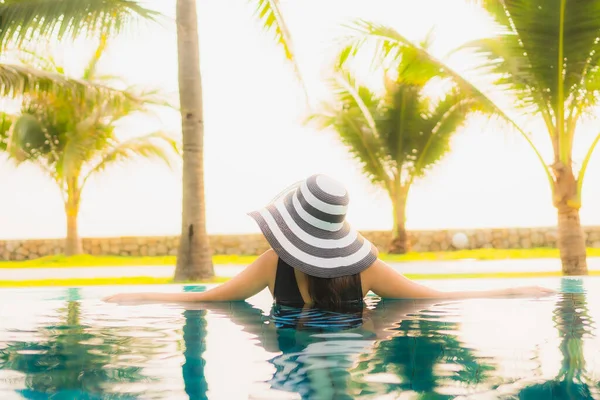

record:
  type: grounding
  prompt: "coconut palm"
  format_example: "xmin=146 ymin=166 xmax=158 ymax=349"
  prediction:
xmin=0 ymin=39 xmax=178 ymax=255
xmin=309 ymin=44 xmax=484 ymax=253
xmin=341 ymin=0 xmax=600 ymax=273
xmin=0 ymin=0 xmax=157 ymax=98
xmin=174 ymin=0 xmax=301 ymax=280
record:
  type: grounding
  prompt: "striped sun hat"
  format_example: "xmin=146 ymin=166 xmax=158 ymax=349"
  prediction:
xmin=248 ymin=174 xmax=379 ymax=278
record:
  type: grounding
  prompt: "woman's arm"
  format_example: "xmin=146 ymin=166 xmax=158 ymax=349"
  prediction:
xmin=362 ymin=259 xmax=555 ymax=299
xmin=104 ymin=250 xmax=278 ymax=303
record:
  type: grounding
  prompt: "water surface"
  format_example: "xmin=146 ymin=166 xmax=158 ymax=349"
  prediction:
xmin=0 ymin=278 xmax=598 ymax=399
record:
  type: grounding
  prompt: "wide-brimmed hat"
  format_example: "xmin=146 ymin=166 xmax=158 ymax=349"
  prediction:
xmin=248 ymin=174 xmax=378 ymax=278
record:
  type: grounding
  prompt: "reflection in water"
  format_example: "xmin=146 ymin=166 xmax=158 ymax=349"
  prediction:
xmin=222 ymin=299 xmax=494 ymax=399
xmin=0 ymin=289 xmax=151 ymax=399
xmin=268 ymin=303 xmax=373 ymax=399
xmin=518 ymin=279 xmax=598 ymax=400
xmin=1 ymin=281 xmax=600 ymax=399
xmin=182 ymin=311 xmax=209 ymax=400
xmin=349 ymin=306 xmax=496 ymax=399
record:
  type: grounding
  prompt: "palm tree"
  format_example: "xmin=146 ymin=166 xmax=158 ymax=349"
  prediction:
xmin=309 ymin=44 xmax=483 ymax=253
xmin=174 ymin=0 xmax=301 ymax=280
xmin=0 ymin=39 xmax=178 ymax=255
xmin=0 ymin=0 xmax=157 ymax=99
xmin=341 ymin=0 xmax=600 ymax=273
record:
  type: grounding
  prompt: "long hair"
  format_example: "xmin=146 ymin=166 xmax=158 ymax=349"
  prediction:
xmin=306 ymin=273 xmax=362 ymax=309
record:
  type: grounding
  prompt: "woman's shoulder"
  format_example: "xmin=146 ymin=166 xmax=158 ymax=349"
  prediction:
xmin=359 ymin=258 xmax=387 ymax=287
xmin=262 ymin=248 xmax=279 ymax=263
xmin=361 ymin=258 xmax=385 ymax=273
xmin=261 ymin=248 xmax=280 ymax=273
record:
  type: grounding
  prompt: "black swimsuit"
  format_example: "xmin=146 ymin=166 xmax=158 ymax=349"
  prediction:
xmin=273 ymin=257 xmax=363 ymax=306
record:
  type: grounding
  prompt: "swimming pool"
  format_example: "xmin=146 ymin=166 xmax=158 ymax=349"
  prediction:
xmin=0 ymin=277 xmax=598 ymax=399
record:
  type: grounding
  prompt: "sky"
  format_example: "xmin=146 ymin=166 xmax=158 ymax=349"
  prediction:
xmin=1 ymin=0 xmax=600 ymax=240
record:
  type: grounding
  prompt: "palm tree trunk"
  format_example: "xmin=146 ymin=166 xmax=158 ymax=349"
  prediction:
xmin=557 ymin=207 xmax=587 ymax=275
xmin=553 ymin=163 xmax=588 ymax=275
xmin=174 ymin=0 xmax=214 ymax=281
xmin=389 ymin=188 xmax=408 ymax=254
xmin=64 ymin=193 xmax=82 ymax=256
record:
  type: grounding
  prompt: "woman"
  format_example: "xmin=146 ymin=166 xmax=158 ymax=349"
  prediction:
xmin=105 ymin=174 xmax=554 ymax=305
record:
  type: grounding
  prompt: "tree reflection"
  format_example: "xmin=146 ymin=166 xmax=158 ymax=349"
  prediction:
xmin=518 ymin=279 xmax=598 ymax=400
xmin=204 ymin=299 xmax=495 ymax=400
xmin=181 ymin=306 xmax=209 ymax=399
xmin=349 ymin=301 xmax=495 ymax=399
xmin=0 ymin=289 xmax=153 ymax=399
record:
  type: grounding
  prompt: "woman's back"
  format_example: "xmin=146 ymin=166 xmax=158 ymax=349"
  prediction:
xmin=274 ymin=257 xmax=363 ymax=307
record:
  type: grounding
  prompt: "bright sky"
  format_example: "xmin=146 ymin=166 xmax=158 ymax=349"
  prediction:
xmin=1 ymin=0 xmax=600 ymax=240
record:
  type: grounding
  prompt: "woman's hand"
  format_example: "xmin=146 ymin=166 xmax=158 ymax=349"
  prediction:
xmin=103 ymin=293 xmax=149 ymax=303
xmin=503 ymin=286 xmax=557 ymax=297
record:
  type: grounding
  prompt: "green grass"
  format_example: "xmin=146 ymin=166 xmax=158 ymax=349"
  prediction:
xmin=1 ymin=248 xmax=600 ymax=269
xmin=0 ymin=276 xmax=230 ymax=288
xmin=0 ymin=254 xmax=255 ymax=268
xmin=2 ymin=270 xmax=598 ymax=288
xmin=382 ymin=247 xmax=600 ymax=262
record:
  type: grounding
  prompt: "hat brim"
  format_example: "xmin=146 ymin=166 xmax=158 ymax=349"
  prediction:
xmin=248 ymin=192 xmax=378 ymax=278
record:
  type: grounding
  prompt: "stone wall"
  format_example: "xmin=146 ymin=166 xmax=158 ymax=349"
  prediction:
xmin=2 ymin=227 xmax=600 ymax=261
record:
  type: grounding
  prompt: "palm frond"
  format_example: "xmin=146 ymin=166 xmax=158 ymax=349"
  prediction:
xmin=332 ymin=72 xmax=380 ymax=137
xmin=81 ymin=131 xmax=179 ymax=188
xmin=122 ymin=86 xmax=176 ymax=110
xmin=58 ymin=121 xmax=109 ymax=180
xmin=576 ymin=131 xmax=600 ymax=201
xmin=343 ymin=19 xmax=554 ymax=188
xmin=469 ymin=0 xmax=600 ymax=99
xmin=307 ymin=74 xmax=391 ymax=189
xmin=0 ymin=0 xmax=159 ymax=49
xmin=467 ymin=0 xmax=600 ymax=166
xmin=411 ymin=93 xmax=481 ymax=180
xmin=82 ymin=34 xmax=109 ymax=81
xmin=381 ymin=82 xmax=423 ymax=165
xmin=0 ymin=62 xmax=137 ymax=108
xmin=0 ymin=112 xmax=14 ymax=152
xmin=0 ymin=62 xmax=86 ymax=97
xmin=251 ymin=0 xmax=307 ymax=99
xmin=15 ymin=48 xmax=63 ymax=73
xmin=457 ymin=36 xmax=548 ymax=115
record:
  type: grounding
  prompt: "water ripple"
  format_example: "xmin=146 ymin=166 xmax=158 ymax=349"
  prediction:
xmin=0 ymin=278 xmax=599 ymax=399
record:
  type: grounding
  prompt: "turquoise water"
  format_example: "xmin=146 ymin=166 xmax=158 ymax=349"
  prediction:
xmin=0 ymin=278 xmax=598 ymax=399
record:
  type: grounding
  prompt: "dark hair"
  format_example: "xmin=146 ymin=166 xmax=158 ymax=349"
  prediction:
xmin=306 ymin=273 xmax=362 ymax=309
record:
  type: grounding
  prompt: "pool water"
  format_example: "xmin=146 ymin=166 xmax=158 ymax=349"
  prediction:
xmin=0 ymin=277 xmax=599 ymax=399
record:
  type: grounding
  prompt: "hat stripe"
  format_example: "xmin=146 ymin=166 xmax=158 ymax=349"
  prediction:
xmin=272 ymin=201 xmax=357 ymax=248
xmin=292 ymin=194 xmax=344 ymax=232
xmin=283 ymin=194 xmax=351 ymax=240
xmin=296 ymin=190 xmax=345 ymax=224
xmin=300 ymin=181 xmax=347 ymax=215
xmin=250 ymin=211 xmax=377 ymax=278
xmin=266 ymin=205 xmax=365 ymax=256
xmin=252 ymin=209 xmax=374 ymax=268
xmin=307 ymin=175 xmax=350 ymax=205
